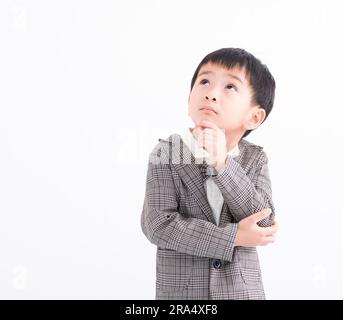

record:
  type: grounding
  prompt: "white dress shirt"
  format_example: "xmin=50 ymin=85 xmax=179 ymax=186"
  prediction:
xmin=180 ymin=128 xmax=240 ymax=226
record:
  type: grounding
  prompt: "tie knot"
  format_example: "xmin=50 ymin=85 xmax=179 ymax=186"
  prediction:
xmin=199 ymin=163 xmax=217 ymax=181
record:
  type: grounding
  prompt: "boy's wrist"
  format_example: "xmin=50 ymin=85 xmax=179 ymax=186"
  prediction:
xmin=214 ymin=156 xmax=228 ymax=173
xmin=215 ymin=162 xmax=226 ymax=172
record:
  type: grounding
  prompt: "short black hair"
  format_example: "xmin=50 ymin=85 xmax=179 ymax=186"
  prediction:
xmin=190 ymin=48 xmax=275 ymax=138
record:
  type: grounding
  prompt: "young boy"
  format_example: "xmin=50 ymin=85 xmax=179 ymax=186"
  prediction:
xmin=141 ymin=48 xmax=277 ymax=300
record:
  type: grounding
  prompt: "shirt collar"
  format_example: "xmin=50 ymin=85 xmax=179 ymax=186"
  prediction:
xmin=180 ymin=127 xmax=240 ymax=160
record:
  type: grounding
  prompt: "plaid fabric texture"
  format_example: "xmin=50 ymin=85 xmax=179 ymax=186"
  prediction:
xmin=141 ymin=133 xmax=275 ymax=300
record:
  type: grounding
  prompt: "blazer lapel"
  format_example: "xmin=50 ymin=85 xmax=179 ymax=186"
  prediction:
xmin=160 ymin=134 xmax=216 ymax=224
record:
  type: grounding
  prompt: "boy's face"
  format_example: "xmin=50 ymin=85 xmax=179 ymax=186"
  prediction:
xmin=188 ymin=62 xmax=265 ymax=137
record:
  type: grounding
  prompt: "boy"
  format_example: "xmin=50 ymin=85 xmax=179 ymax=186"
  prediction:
xmin=141 ymin=48 xmax=277 ymax=300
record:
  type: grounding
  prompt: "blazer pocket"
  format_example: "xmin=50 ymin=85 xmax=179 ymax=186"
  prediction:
xmin=240 ymin=266 xmax=261 ymax=285
xmin=236 ymin=247 xmax=262 ymax=285
xmin=156 ymin=248 xmax=193 ymax=292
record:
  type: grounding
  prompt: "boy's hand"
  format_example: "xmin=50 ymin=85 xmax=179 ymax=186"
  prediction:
xmin=193 ymin=119 xmax=227 ymax=171
xmin=234 ymin=209 xmax=278 ymax=247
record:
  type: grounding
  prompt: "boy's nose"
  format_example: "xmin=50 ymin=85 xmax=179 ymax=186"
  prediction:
xmin=205 ymin=95 xmax=217 ymax=102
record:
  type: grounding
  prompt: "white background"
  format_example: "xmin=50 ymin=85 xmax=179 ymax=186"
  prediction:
xmin=0 ymin=0 xmax=342 ymax=299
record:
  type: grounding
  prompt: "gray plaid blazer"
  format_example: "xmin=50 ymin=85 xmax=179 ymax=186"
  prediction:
xmin=141 ymin=133 xmax=275 ymax=300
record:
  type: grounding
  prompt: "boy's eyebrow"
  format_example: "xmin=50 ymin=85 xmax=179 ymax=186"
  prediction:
xmin=198 ymin=70 xmax=244 ymax=84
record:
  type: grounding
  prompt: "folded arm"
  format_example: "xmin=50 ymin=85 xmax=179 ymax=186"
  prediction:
xmin=213 ymin=150 xmax=275 ymax=227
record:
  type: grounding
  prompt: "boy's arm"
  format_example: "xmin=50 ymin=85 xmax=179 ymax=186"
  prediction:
xmin=141 ymin=145 xmax=238 ymax=262
xmin=213 ymin=150 xmax=275 ymax=227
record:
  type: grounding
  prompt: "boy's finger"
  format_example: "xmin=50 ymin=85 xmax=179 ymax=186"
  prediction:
xmin=272 ymin=220 xmax=278 ymax=229
xmin=263 ymin=224 xmax=278 ymax=236
xmin=261 ymin=235 xmax=275 ymax=245
xmin=199 ymin=119 xmax=218 ymax=130
xmin=199 ymin=120 xmax=225 ymax=135
xmin=203 ymin=128 xmax=216 ymax=135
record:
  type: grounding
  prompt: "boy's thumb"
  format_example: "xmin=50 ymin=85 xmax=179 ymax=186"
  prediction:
xmin=252 ymin=208 xmax=272 ymax=223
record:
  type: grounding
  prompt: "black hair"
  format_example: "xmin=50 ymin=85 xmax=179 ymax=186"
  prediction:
xmin=190 ymin=48 xmax=275 ymax=138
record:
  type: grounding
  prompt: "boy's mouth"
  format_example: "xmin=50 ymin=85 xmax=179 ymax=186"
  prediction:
xmin=200 ymin=106 xmax=217 ymax=114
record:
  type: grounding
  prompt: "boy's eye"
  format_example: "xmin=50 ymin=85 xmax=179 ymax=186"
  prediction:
xmin=226 ymin=84 xmax=236 ymax=91
xmin=199 ymin=79 xmax=236 ymax=91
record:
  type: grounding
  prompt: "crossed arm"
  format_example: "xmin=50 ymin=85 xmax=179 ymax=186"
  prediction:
xmin=213 ymin=150 xmax=275 ymax=227
xmin=141 ymin=145 xmax=277 ymax=262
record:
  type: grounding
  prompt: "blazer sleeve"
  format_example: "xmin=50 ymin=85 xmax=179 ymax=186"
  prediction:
xmin=140 ymin=141 xmax=238 ymax=262
xmin=213 ymin=150 xmax=275 ymax=227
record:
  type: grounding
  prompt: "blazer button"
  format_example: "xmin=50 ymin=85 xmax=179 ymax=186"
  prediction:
xmin=213 ymin=259 xmax=221 ymax=269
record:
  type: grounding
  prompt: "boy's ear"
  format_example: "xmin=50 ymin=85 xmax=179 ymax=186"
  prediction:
xmin=244 ymin=106 xmax=266 ymax=130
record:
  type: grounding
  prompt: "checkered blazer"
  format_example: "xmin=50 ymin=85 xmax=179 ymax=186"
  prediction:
xmin=141 ymin=133 xmax=275 ymax=300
